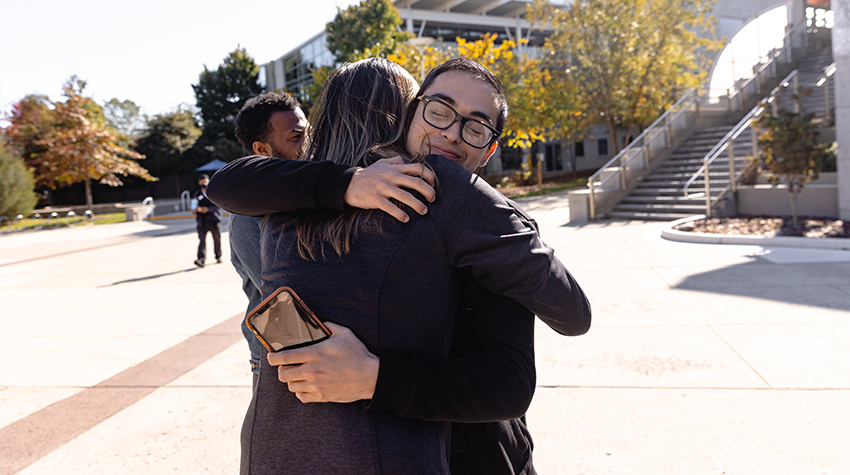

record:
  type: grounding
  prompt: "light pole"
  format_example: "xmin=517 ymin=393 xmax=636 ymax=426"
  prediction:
xmin=408 ymin=36 xmax=435 ymax=82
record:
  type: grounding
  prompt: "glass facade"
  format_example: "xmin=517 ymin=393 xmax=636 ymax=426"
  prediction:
xmin=414 ymin=21 xmax=547 ymax=47
xmin=267 ymin=33 xmax=335 ymax=104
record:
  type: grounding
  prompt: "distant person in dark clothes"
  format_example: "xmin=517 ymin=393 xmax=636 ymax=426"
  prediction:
xmin=192 ymin=174 xmax=221 ymax=268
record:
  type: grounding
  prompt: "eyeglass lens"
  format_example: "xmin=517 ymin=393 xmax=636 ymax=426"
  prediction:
xmin=423 ymin=99 xmax=494 ymax=148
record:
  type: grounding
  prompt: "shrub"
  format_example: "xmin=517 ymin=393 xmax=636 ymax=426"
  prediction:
xmin=755 ymin=103 xmax=832 ymax=226
xmin=0 ymin=145 xmax=38 ymax=218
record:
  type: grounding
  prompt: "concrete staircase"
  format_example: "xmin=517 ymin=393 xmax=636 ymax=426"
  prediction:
xmin=775 ymin=47 xmax=834 ymax=120
xmin=606 ymin=126 xmax=753 ymax=221
xmin=602 ymin=47 xmax=836 ymax=222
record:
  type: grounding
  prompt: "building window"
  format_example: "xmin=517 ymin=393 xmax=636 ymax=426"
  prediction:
xmin=598 ymin=138 xmax=608 ymax=156
xmin=500 ymin=147 xmax=523 ymax=171
xmin=575 ymin=140 xmax=584 ymax=157
xmin=545 ymin=143 xmax=562 ymax=171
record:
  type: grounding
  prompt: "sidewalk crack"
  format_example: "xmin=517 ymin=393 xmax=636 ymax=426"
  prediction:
xmin=708 ymin=324 xmax=773 ymax=388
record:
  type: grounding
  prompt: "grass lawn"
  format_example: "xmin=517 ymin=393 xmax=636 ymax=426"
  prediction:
xmin=3 ymin=212 xmax=126 ymax=232
xmin=496 ymin=172 xmax=591 ymax=199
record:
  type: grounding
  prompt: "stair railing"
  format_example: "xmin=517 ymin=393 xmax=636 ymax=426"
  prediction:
xmin=180 ymin=190 xmax=191 ymax=211
xmin=587 ymin=88 xmax=700 ymax=220
xmin=725 ymin=22 xmax=804 ymax=112
xmin=817 ymin=62 xmax=836 ymax=123
xmin=683 ymin=70 xmax=799 ymax=217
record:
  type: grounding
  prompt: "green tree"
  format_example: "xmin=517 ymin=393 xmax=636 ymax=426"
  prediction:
xmin=135 ymin=107 xmax=201 ymax=196
xmin=0 ymin=144 xmax=38 ymax=218
xmin=29 ymin=77 xmax=156 ymax=209
xmin=3 ymin=94 xmax=54 ymax=182
xmin=102 ymin=98 xmax=147 ymax=138
xmin=192 ymin=47 xmax=263 ymax=147
xmin=304 ymin=65 xmax=336 ymax=113
xmin=528 ymin=0 xmax=719 ymax=155
xmin=755 ymin=97 xmax=832 ymax=226
xmin=307 ymin=0 xmax=414 ymax=109
xmin=326 ymin=0 xmax=412 ymax=64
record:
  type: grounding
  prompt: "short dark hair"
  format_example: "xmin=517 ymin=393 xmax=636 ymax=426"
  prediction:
xmin=409 ymin=58 xmax=508 ymax=138
xmin=235 ymin=92 xmax=301 ymax=153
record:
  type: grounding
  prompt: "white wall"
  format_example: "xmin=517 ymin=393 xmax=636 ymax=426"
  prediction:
xmin=833 ymin=0 xmax=850 ymax=220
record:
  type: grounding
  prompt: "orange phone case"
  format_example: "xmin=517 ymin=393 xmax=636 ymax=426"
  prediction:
xmin=245 ymin=286 xmax=332 ymax=352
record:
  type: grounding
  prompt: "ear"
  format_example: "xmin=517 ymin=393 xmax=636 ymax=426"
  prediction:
xmin=253 ymin=141 xmax=271 ymax=157
xmin=478 ymin=142 xmax=498 ymax=168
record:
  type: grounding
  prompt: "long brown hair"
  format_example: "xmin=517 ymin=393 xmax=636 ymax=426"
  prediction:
xmin=293 ymin=58 xmax=420 ymax=260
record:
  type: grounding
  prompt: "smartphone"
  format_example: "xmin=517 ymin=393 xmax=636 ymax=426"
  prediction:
xmin=245 ymin=287 xmax=332 ymax=352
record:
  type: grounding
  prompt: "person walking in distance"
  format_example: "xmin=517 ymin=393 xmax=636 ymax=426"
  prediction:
xmin=192 ymin=174 xmax=221 ymax=268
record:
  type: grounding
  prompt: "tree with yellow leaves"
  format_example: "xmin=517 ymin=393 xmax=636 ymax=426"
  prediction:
xmin=528 ymin=0 xmax=720 ymax=155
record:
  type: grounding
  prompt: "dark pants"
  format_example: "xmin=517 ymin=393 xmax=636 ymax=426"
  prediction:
xmin=197 ymin=221 xmax=222 ymax=262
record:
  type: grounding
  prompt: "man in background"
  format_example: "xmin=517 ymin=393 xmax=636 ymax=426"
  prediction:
xmin=230 ymin=92 xmax=307 ymax=384
xmin=192 ymin=174 xmax=221 ymax=268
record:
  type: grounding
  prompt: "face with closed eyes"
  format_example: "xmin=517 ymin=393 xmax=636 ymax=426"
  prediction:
xmin=254 ymin=108 xmax=308 ymax=160
xmin=405 ymin=70 xmax=500 ymax=172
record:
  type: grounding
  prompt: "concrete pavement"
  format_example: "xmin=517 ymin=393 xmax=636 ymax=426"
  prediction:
xmin=1 ymin=193 xmax=848 ymax=474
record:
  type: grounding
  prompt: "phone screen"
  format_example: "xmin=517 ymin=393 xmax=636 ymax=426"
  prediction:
xmin=247 ymin=288 xmax=331 ymax=352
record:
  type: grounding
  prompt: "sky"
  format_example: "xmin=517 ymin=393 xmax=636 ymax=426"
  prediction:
xmin=0 ymin=0 xmax=362 ymax=123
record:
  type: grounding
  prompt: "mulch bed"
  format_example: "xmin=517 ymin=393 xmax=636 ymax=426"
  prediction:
xmin=674 ymin=216 xmax=850 ymax=238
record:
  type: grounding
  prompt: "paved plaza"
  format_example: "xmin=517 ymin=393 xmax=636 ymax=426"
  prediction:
xmin=1 ymin=192 xmax=848 ymax=474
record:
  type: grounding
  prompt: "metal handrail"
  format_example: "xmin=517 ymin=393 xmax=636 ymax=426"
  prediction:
xmin=180 ymin=190 xmax=191 ymax=211
xmin=587 ymin=88 xmax=699 ymax=220
xmin=817 ymin=62 xmax=836 ymax=123
xmin=683 ymin=70 xmax=799 ymax=216
xmin=142 ymin=196 xmax=155 ymax=219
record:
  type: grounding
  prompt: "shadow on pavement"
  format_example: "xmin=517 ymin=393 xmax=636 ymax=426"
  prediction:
xmin=99 ymin=267 xmax=203 ymax=287
xmin=673 ymin=260 xmax=850 ymax=311
xmin=127 ymin=219 xmax=199 ymax=239
xmin=127 ymin=216 xmax=232 ymax=240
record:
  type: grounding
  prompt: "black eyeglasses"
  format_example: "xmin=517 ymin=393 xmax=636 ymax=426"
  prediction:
xmin=417 ymin=96 xmax=499 ymax=149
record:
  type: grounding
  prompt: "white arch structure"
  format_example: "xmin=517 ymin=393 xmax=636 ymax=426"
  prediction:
xmin=707 ymin=4 xmax=789 ymax=102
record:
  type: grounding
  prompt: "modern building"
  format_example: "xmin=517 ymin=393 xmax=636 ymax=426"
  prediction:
xmin=259 ymin=0 xmax=824 ymax=176
xmin=260 ymin=0 xmax=545 ymax=104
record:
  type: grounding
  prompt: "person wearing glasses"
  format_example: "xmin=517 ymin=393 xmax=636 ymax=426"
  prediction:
xmin=207 ymin=58 xmax=590 ymax=474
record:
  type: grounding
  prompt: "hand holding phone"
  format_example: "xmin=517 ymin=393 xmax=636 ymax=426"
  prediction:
xmin=246 ymin=287 xmax=332 ymax=352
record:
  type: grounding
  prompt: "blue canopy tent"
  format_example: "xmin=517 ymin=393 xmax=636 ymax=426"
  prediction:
xmin=195 ymin=159 xmax=228 ymax=172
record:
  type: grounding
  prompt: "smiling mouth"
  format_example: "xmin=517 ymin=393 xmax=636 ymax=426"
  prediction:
xmin=431 ymin=146 xmax=460 ymax=161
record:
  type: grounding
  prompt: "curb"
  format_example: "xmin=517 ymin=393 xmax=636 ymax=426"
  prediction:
xmin=149 ymin=215 xmax=194 ymax=221
xmin=149 ymin=212 xmax=231 ymax=222
xmin=660 ymin=215 xmax=850 ymax=251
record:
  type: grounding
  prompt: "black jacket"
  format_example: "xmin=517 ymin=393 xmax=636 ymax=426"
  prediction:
xmin=208 ymin=155 xmax=590 ymax=474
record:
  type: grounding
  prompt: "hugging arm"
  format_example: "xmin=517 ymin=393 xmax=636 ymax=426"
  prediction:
xmin=205 ymin=155 xmax=435 ymax=222
xmin=430 ymin=156 xmax=591 ymax=336
xmin=206 ymin=155 xmax=355 ymax=216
